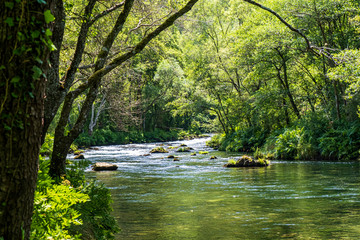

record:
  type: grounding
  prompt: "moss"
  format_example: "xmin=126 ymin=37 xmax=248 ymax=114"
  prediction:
xmin=224 ymin=155 xmax=269 ymax=168
xmin=176 ymin=147 xmax=193 ymax=152
xmin=150 ymin=147 xmax=169 ymax=153
xmin=199 ymin=151 xmax=208 ymax=154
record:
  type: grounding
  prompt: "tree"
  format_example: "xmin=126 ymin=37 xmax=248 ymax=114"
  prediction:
xmin=0 ymin=0 xmax=54 ymax=239
xmin=48 ymin=0 xmax=200 ymax=178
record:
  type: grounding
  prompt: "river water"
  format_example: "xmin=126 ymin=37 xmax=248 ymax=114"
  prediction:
xmin=82 ymin=137 xmax=360 ymax=239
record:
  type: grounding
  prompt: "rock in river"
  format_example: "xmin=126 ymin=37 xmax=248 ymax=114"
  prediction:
xmin=74 ymin=154 xmax=85 ymax=159
xmin=92 ymin=162 xmax=118 ymax=171
xmin=224 ymin=155 xmax=269 ymax=168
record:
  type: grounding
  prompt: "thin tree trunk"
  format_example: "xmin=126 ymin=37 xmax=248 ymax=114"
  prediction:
xmin=42 ymin=0 xmax=65 ymax=144
xmin=275 ymin=49 xmax=301 ymax=119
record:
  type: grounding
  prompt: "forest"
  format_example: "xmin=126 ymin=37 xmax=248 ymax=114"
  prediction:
xmin=1 ymin=0 xmax=360 ymax=239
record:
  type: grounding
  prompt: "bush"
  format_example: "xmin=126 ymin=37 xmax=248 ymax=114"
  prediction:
xmin=274 ymin=127 xmax=304 ymax=159
xmin=319 ymin=122 xmax=360 ymax=160
xmin=207 ymin=126 xmax=268 ymax=152
xmin=31 ymin=158 xmax=119 ymax=239
xmin=31 ymin=158 xmax=89 ymax=240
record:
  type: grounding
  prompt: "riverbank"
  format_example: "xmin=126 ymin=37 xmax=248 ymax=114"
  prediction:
xmin=75 ymin=128 xmax=209 ymax=148
xmin=206 ymin=120 xmax=360 ymax=161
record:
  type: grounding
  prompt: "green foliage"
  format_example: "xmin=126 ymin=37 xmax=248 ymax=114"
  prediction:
xmin=76 ymin=128 xmax=182 ymax=147
xmin=208 ymin=127 xmax=269 ymax=152
xmin=31 ymin=158 xmax=88 ymax=240
xmin=206 ymin=134 xmax=223 ymax=150
xmin=31 ymin=158 xmax=119 ymax=239
xmin=274 ymin=128 xmax=304 ymax=160
xmin=40 ymin=133 xmax=54 ymax=156
xmin=318 ymin=122 xmax=360 ymax=160
xmin=70 ymin=182 xmax=119 ymax=240
xmin=66 ymin=161 xmax=120 ymax=239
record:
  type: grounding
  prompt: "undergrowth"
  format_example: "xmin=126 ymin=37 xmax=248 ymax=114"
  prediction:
xmin=31 ymin=157 xmax=119 ymax=239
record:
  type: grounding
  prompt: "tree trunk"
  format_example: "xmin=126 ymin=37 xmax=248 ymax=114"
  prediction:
xmin=0 ymin=0 xmax=52 ymax=238
xmin=42 ymin=0 xmax=65 ymax=144
xmin=275 ymin=49 xmax=301 ymax=119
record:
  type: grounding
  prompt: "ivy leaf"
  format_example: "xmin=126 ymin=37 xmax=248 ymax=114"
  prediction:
xmin=47 ymin=40 xmax=57 ymax=51
xmin=4 ymin=124 xmax=11 ymax=131
xmin=45 ymin=28 xmax=52 ymax=37
xmin=44 ymin=10 xmax=55 ymax=24
xmin=10 ymin=76 xmax=20 ymax=83
xmin=35 ymin=57 xmax=43 ymax=65
xmin=5 ymin=17 xmax=14 ymax=27
xmin=31 ymin=30 xmax=41 ymax=39
xmin=32 ymin=66 xmax=42 ymax=80
xmin=5 ymin=2 xmax=14 ymax=9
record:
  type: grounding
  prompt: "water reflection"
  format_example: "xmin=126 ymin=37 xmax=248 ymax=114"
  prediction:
xmin=80 ymin=138 xmax=360 ymax=239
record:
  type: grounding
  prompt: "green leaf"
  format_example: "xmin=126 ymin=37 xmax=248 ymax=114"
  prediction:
xmin=11 ymin=92 xmax=18 ymax=98
xmin=44 ymin=10 xmax=55 ymax=24
xmin=29 ymin=92 xmax=34 ymax=98
xmin=32 ymin=66 xmax=42 ymax=79
xmin=10 ymin=76 xmax=20 ymax=83
xmin=5 ymin=17 xmax=14 ymax=27
xmin=35 ymin=57 xmax=43 ymax=65
xmin=0 ymin=65 xmax=5 ymax=70
xmin=5 ymin=2 xmax=14 ymax=9
xmin=4 ymin=124 xmax=11 ymax=131
xmin=47 ymin=40 xmax=57 ymax=51
xmin=31 ymin=30 xmax=40 ymax=39
xmin=37 ymin=0 xmax=46 ymax=4
xmin=45 ymin=28 xmax=52 ymax=37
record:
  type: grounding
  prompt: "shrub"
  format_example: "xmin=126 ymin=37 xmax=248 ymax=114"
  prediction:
xmin=31 ymin=158 xmax=89 ymax=240
xmin=319 ymin=122 xmax=360 ymax=160
xmin=274 ymin=127 xmax=304 ymax=159
xmin=31 ymin=158 xmax=119 ymax=239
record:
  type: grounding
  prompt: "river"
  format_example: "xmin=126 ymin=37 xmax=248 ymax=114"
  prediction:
xmin=81 ymin=137 xmax=360 ymax=239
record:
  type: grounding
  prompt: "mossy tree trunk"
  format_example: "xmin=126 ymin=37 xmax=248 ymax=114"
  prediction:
xmin=0 ymin=0 xmax=53 ymax=239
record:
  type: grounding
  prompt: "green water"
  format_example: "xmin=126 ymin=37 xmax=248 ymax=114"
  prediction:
xmin=84 ymin=138 xmax=360 ymax=239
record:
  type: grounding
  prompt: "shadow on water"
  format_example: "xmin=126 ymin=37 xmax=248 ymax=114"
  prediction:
xmin=79 ymin=137 xmax=360 ymax=239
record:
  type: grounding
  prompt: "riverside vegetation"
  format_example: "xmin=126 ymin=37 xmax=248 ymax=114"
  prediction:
xmin=2 ymin=0 xmax=360 ymax=239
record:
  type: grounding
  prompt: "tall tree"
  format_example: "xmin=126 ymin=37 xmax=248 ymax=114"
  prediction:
xmin=49 ymin=0 xmax=199 ymax=178
xmin=0 ymin=0 xmax=54 ymax=239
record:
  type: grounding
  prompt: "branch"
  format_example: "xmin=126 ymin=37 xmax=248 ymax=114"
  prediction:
xmin=68 ymin=0 xmax=199 ymax=98
xmin=61 ymin=0 xmax=97 ymax=89
xmin=242 ymin=0 xmax=311 ymax=50
xmin=89 ymin=1 xmax=125 ymax=26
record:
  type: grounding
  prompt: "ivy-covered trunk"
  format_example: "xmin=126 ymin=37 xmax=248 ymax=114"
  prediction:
xmin=0 ymin=0 xmax=53 ymax=239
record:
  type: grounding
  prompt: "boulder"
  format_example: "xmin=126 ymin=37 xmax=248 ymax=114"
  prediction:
xmin=224 ymin=155 xmax=269 ymax=168
xmin=176 ymin=147 xmax=193 ymax=152
xmin=74 ymin=154 xmax=85 ymax=159
xmin=92 ymin=162 xmax=118 ymax=171
xmin=150 ymin=147 xmax=169 ymax=153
